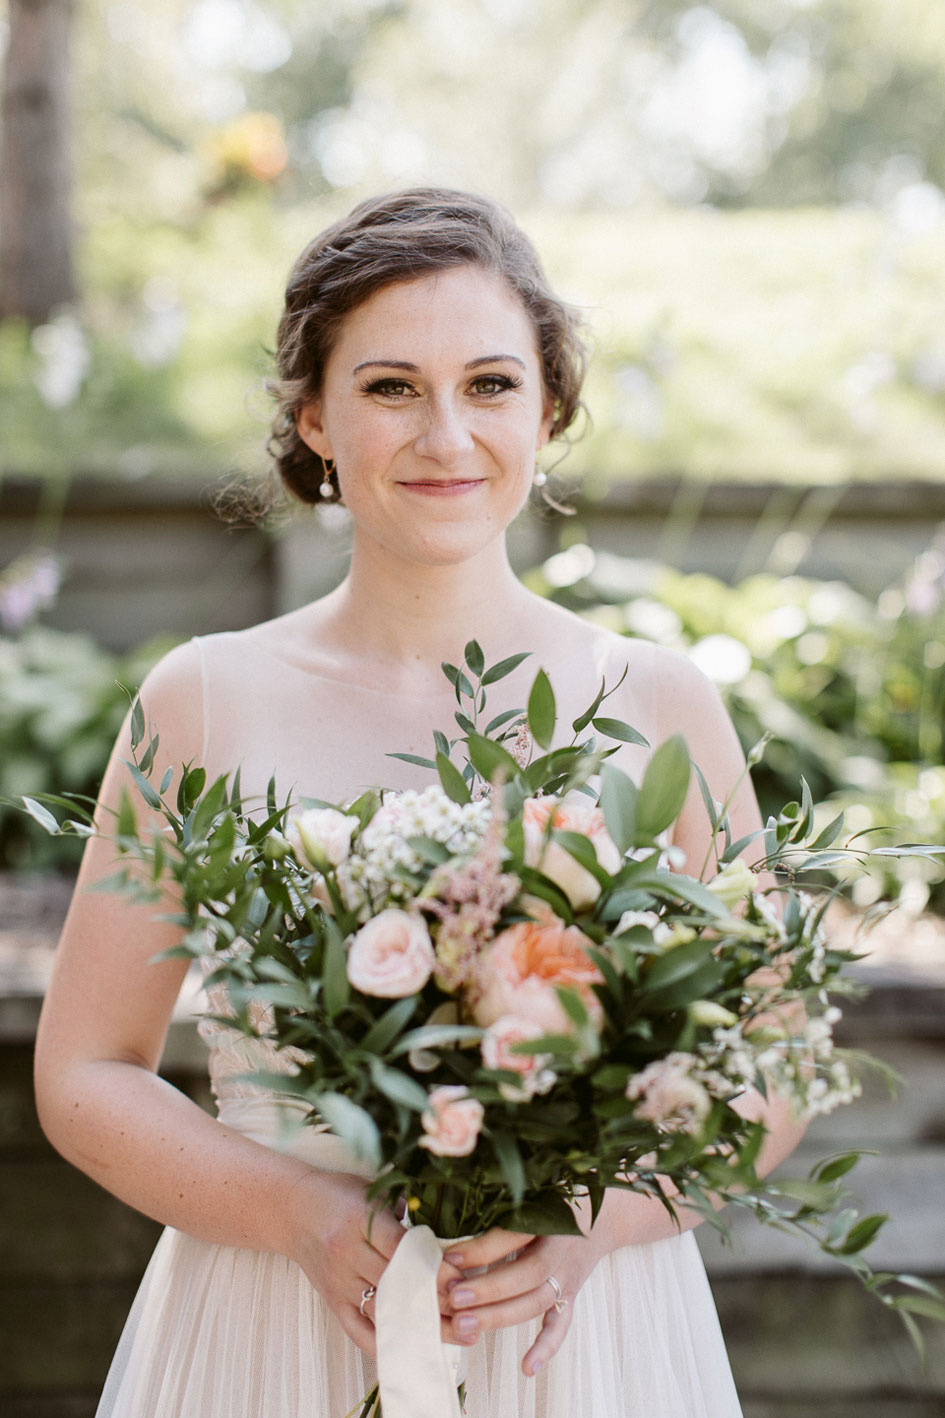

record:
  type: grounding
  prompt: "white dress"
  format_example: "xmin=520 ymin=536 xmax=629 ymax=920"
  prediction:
xmin=93 ymin=629 xmax=744 ymax=1418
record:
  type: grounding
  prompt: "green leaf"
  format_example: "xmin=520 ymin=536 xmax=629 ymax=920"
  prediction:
xmin=405 ymin=834 xmax=451 ymax=865
xmin=436 ymin=752 xmax=472 ymax=804
xmin=159 ymin=765 xmax=174 ymax=796
xmin=388 ymin=752 xmax=438 ymax=771
xmin=314 ymin=1092 xmax=382 ymax=1169
xmin=481 ymin=652 xmax=530 ymax=686
xmin=834 ymin=1213 xmax=888 ymax=1255
xmin=369 ymin=1060 xmax=429 ymax=1111
xmin=391 ymin=1023 xmax=483 ymax=1056
xmin=492 ymin=1132 xmax=526 ymax=1206
xmin=124 ymin=761 xmax=163 ymax=812
xmin=571 ymin=677 xmax=608 ymax=735
xmin=485 ymin=708 xmax=524 ymax=735
xmin=643 ymin=939 xmax=715 ymax=993
xmin=361 ymin=997 xmax=418 ymax=1055
xmin=464 ymin=639 xmax=485 ymax=677
xmin=636 ymin=735 xmax=691 ymax=840
xmin=811 ymin=1152 xmax=863 ymax=1184
xmin=591 ymin=717 xmax=648 ymax=747
xmin=465 ymin=732 xmax=520 ymax=784
xmin=177 ymin=765 xmax=207 ymax=816
xmin=130 ymin=696 xmax=146 ymax=749
xmin=322 ymin=919 xmax=350 ymax=1017
xmin=527 ymin=669 xmax=556 ymax=750
xmin=598 ymin=763 xmax=638 ymax=854
xmin=497 ymin=1194 xmax=583 ymax=1236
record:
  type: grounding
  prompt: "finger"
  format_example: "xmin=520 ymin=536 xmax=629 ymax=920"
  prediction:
xmin=444 ymin=1227 xmax=535 ymax=1271
xmin=444 ymin=1277 xmax=555 ymax=1344
xmin=521 ymin=1298 xmax=574 ymax=1378
xmin=362 ymin=1206 xmax=407 ymax=1260
xmin=341 ymin=1305 xmax=379 ymax=1358
xmin=447 ymin=1243 xmax=556 ymax=1311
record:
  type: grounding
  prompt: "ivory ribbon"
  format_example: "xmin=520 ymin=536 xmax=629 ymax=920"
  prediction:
xmin=219 ymin=1099 xmax=468 ymax=1416
xmin=376 ymin=1224 xmax=468 ymax=1418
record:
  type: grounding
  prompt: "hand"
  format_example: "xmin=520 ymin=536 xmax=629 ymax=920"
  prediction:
xmin=441 ymin=1222 xmax=608 ymax=1377
xmin=286 ymin=1169 xmax=464 ymax=1355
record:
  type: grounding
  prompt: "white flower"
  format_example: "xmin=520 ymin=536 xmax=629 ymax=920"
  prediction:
xmin=706 ymin=858 xmax=755 ymax=911
xmin=522 ymin=795 xmax=622 ymax=910
xmin=616 ymin=909 xmax=661 ymax=935
xmin=627 ymin=1052 xmax=712 ymax=1134
xmin=288 ymin=807 xmax=359 ymax=869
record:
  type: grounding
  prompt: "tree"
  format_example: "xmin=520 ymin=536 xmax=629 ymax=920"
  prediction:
xmin=0 ymin=0 xmax=76 ymax=324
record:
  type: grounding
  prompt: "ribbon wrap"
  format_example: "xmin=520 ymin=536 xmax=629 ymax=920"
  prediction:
xmin=376 ymin=1225 xmax=468 ymax=1418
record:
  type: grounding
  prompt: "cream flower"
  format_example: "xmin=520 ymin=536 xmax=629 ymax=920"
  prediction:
xmin=627 ymin=1052 xmax=712 ymax=1134
xmin=288 ymin=807 xmax=359 ymax=869
xmin=706 ymin=857 xmax=756 ymax=911
xmin=522 ymin=796 xmax=622 ymax=909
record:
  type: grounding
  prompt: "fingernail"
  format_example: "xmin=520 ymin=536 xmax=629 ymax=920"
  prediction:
xmin=456 ymin=1314 xmax=478 ymax=1335
xmin=451 ymin=1287 xmax=475 ymax=1308
xmin=444 ymin=1252 xmax=464 ymax=1267
xmin=530 ymin=1360 xmax=543 ymax=1376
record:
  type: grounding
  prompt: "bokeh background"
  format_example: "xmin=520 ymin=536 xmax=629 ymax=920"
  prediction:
xmin=1 ymin=2 xmax=944 ymax=1415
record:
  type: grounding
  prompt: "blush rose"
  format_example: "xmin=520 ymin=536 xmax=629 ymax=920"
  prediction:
xmin=346 ymin=908 xmax=435 ymax=997
xmin=419 ymin=1085 xmax=484 ymax=1157
xmin=471 ymin=907 xmax=603 ymax=1035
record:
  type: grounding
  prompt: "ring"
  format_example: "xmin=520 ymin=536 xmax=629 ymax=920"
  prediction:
xmin=359 ymin=1285 xmax=376 ymax=1317
xmin=545 ymin=1274 xmax=568 ymax=1313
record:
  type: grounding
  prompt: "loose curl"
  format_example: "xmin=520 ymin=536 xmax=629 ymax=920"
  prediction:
xmin=268 ymin=187 xmax=587 ymax=506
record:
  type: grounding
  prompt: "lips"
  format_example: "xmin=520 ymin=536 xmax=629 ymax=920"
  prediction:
xmin=398 ymin=478 xmax=486 ymax=494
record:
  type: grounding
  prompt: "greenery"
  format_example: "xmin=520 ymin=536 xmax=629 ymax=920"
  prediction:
xmin=0 ymin=624 xmax=173 ymax=870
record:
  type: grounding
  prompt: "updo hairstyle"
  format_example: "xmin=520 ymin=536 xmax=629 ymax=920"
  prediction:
xmin=268 ymin=187 xmax=587 ymax=505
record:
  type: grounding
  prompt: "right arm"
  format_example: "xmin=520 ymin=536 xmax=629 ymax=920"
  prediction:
xmin=33 ymin=641 xmax=419 ymax=1352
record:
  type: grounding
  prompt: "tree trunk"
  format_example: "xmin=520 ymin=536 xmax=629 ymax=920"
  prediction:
xmin=0 ymin=0 xmax=76 ymax=324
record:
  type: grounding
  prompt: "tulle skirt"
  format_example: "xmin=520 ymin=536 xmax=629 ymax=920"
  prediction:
xmin=95 ymin=1098 xmax=743 ymax=1418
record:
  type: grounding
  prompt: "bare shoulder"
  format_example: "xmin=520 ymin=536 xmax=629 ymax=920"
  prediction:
xmin=128 ymin=637 xmax=206 ymax=770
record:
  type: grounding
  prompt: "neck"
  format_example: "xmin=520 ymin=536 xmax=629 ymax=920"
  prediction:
xmin=320 ymin=535 xmax=534 ymax=682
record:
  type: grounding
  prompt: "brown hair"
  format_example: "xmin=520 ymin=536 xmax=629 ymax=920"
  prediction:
xmin=268 ymin=187 xmax=587 ymax=505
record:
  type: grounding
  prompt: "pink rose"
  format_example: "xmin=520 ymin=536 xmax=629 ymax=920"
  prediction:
xmin=522 ymin=796 xmax=622 ymax=909
xmin=470 ymin=907 xmax=603 ymax=1035
xmin=481 ymin=1015 xmax=556 ymax=1100
xmin=346 ymin=909 xmax=435 ymax=997
xmin=419 ymin=1085 xmax=484 ymax=1156
xmin=626 ymin=1052 xmax=712 ymax=1135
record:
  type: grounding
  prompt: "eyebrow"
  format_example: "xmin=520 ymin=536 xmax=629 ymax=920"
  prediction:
xmin=352 ymin=354 xmax=527 ymax=375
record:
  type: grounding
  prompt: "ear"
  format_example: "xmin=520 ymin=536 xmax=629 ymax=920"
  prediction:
xmin=295 ymin=400 xmax=332 ymax=460
xmin=537 ymin=395 xmax=556 ymax=447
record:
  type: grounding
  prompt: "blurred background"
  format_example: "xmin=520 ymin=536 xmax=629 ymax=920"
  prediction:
xmin=1 ymin=2 xmax=944 ymax=1414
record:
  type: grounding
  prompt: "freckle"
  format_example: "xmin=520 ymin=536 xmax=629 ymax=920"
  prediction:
xmin=179 ymin=1192 xmax=184 ymax=1199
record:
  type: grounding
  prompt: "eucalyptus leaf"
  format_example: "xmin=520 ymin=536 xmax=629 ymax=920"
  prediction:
xmin=636 ymin=735 xmax=691 ymax=840
xmin=481 ymin=651 xmax=530 ymax=686
xmin=314 ymin=1092 xmax=382 ymax=1169
xmin=527 ymin=669 xmax=556 ymax=750
xmin=436 ymin=752 xmax=472 ymax=805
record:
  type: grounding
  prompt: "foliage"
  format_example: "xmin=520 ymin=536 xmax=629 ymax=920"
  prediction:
xmin=0 ymin=623 xmax=173 ymax=870
xmin=529 ymin=541 xmax=945 ymax=908
xmin=19 ymin=645 xmax=945 ymax=1357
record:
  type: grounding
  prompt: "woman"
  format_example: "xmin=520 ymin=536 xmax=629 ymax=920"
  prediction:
xmin=35 ymin=189 xmax=804 ymax=1417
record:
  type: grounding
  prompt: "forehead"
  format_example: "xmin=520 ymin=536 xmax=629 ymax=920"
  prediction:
xmin=327 ymin=264 xmax=540 ymax=370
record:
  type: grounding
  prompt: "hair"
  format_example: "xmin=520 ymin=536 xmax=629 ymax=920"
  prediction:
xmin=267 ymin=187 xmax=587 ymax=506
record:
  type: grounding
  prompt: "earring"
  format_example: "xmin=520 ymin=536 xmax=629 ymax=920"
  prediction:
xmin=533 ymin=454 xmax=547 ymax=488
xmin=319 ymin=457 xmax=335 ymax=500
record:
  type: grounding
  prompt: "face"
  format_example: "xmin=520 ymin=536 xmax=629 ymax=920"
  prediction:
xmin=296 ymin=264 xmax=554 ymax=569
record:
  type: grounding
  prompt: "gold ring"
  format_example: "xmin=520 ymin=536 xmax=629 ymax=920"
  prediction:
xmin=359 ymin=1285 xmax=376 ymax=1317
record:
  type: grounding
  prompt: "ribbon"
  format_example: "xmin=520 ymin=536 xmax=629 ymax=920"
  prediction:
xmin=375 ymin=1225 xmax=469 ymax=1418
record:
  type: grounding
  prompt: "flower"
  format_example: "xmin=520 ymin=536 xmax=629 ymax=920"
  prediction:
xmin=689 ymin=1000 xmax=738 ymax=1028
xmin=627 ymin=1052 xmax=713 ymax=1135
xmin=470 ymin=907 xmax=603 ymax=1034
xmin=419 ymin=1085 xmax=484 ymax=1156
xmin=481 ymin=1014 xmax=557 ymax=1100
xmin=288 ymin=807 xmax=359 ymax=869
xmin=522 ymin=796 xmax=623 ymax=909
xmin=706 ymin=857 xmax=756 ymax=911
xmin=346 ymin=909 xmax=435 ymax=997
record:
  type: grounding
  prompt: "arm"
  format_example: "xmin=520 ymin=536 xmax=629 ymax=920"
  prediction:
xmin=33 ymin=641 xmax=425 ymax=1353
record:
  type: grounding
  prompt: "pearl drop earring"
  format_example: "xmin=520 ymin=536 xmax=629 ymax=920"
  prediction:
xmin=533 ymin=455 xmax=547 ymax=488
xmin=319 ymin=458 xmax=335 ymax=499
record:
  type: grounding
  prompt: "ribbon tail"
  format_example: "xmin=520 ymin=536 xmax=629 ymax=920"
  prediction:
xmin=375 ymin=1224 xmax=464 ymax=1418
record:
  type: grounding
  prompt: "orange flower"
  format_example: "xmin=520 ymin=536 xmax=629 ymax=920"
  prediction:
xmin=471 ymin=908 xmax=603 ymax=1034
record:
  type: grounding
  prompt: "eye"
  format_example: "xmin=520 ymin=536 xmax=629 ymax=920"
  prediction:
xmin=469 ymin=373 xmax=522 ymax=397
xmin=360 ymin=377 xmax=418 ymax=399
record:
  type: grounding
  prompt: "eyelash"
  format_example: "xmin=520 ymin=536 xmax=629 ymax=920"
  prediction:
xmin=358 ymin=373 xmax=523 ymax=399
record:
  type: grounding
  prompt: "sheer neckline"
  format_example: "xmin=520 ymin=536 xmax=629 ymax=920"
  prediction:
xmin=242 ymin=632 xmax=608 ymax=700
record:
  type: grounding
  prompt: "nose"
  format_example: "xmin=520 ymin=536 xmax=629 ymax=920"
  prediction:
xmin=413 ymin=396 xmax=475 ymax=464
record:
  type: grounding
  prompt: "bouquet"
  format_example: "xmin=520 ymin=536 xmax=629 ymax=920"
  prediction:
xmin=19 ymin=641 xmax=945 ymax=1416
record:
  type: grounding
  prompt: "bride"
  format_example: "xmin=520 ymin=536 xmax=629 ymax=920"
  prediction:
xmin=34 ymin=188 xmax=805 ymax=1416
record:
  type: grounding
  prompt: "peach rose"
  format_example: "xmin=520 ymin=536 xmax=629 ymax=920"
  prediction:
xmin=419 ymin=1085 xmax=484 ymax=1157
xmin=522 ymin=796 xmax=622 ymax=909
xmin=346 ymin=909 xmax=435 ymax=997
xmin=471 ymin=908 xmax=603 ymax=1034
xmin=481 ymin=1015 xmax=556 ymax=1100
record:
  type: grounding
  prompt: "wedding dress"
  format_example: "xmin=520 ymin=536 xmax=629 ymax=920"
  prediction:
xmin=93 ymin=628 xmax=744 ymax=1418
